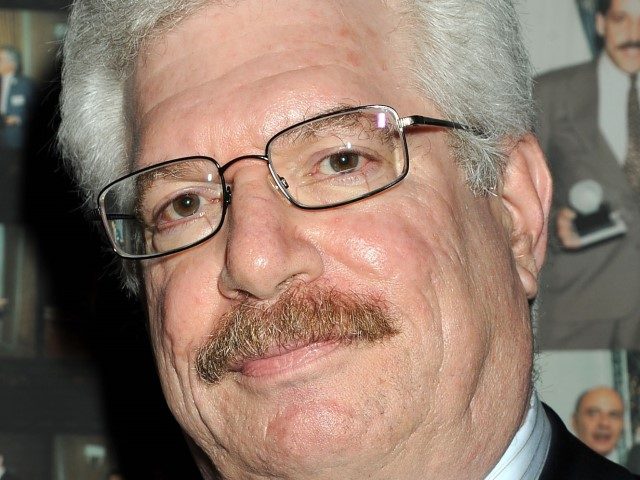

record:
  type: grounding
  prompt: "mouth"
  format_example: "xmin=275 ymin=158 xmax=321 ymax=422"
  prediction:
xmin=230 ymin=340 xmax=343 ymax=379
xmin=591 ymin=431 xmax=613 ymax=444
xmin=619 ymin=44 xmax=640 ymax=53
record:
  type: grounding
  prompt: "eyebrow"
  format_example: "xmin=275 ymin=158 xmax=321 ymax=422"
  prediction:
xmin=273 ymin=106 xmax=397 ymax=147
xmin=134 ymin=161 xmax=217 ymax=215
xmin=304 ymin=102 xmax=360 ymax=119
xmin=137 ymin=162 xmax=210 ymax=190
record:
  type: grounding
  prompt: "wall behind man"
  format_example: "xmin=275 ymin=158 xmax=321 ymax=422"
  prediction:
xmin=516 ymin=0 xmax=591 ymax=74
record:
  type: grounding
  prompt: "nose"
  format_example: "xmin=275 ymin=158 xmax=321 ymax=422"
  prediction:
xmin=597 ymin=413 xmax=610 ymax=427
xmin=217 ymin=162 xmax=324 ymax=300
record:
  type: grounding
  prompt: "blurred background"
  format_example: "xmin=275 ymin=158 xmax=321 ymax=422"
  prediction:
xmin=0 ymin=2 xmax=200 ymax=478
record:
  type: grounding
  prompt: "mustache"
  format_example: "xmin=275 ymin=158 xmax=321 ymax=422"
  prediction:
xmin=618 ymin=41 xmax=640 ymax=50
xmin=195 ymin=285 xmax=399 ymax=384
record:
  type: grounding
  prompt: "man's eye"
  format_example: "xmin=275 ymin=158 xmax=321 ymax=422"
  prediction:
xmin=154 ymin=192 xmax=204 ymax=225
xmin=319 ymin=151 xmax=363 ymax=174
xmin=171 ymin=193 xmax=201 ymax=218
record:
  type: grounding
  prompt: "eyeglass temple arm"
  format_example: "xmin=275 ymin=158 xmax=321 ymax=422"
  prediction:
xmin=87 ymin=208 xmax=136 ymax=222
xmin=399 ymin=115 xmax=484 ymax=135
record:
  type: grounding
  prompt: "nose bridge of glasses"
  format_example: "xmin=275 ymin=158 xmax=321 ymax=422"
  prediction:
xmin=218 ymin=154 xmax=270 ymax=175
xmin=218 ymin=153 xmax=289 ymax=204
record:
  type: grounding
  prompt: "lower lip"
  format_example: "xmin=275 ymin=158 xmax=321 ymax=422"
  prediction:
xmin=239 ymin=341 xmax=342 ymax=378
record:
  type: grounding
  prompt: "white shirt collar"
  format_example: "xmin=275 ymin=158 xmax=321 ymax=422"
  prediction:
xmin=0 ymin=73 xmax=13 ymax=115
xmin=597 ymin=52 xmax=637 ymax=164
xmin=484 ymin=392 xmax=551 ymax=480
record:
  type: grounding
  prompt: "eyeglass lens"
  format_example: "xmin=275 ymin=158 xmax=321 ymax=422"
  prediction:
xmin=267 ymin=106 xmax=406 ymax=207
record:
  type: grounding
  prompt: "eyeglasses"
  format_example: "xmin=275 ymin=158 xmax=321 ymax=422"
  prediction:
xmin=94 ymin=105 xmax=472 ymax=259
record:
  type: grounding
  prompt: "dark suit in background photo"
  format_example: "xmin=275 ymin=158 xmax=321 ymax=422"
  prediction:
xmin=535 ymin=0 xmax=640 ymax=350
xmin=0 ymin=45 xmax=35 ymax=224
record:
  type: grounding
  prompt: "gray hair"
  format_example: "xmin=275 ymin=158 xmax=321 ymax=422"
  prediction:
xmin=58 ymin=0 xmax=534 ymax=290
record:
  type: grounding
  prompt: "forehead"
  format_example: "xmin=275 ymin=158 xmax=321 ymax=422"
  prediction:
xmin=580 ymin=390 xmax=623 ymax=411
xmin=608 ymin=0 xmax=640 ymax=14
xmin=133 ymin=0 xmax=415 ymax=160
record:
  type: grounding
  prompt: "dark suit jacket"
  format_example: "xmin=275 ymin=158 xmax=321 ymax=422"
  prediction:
xmin=540 ymin=404 xmax=639 ymax=479
xmin=534 ymin=60 xmax=640 ymax=349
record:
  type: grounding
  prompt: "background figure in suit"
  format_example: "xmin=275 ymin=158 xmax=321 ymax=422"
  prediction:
xmin=535 ymin=0 xmax=640 ymax=349
xmin=0 ymin=46 xmax=34 ymax=223
xmin=0 ymin=46 xmax=34 ymax=151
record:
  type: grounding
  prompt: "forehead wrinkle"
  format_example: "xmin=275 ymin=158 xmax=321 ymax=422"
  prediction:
xmin=134 ymin=2 xmax=407 ymax=117
xmin=136 ymin=37 xmax=390 ymax=120
xmin=136 ymin=65 xmax=390 ymax=166
xmin=133 ymin=1 xmax=412 ymax=171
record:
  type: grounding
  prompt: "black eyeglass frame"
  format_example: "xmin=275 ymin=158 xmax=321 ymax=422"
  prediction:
xmin=92 ymin=104 xmax=475 ymax=259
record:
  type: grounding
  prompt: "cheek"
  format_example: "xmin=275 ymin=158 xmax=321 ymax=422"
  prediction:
xmin=318 ymin=193 xmax=491 ymax=372
xmin=143 ymin=251 xmax=226 ymax=412
xmin=321 ymin=204 xmax=435 ymax=284
xmin=143 ymin=255 xmax=240 ymax=449
xmin=147 ymin=252 xmax=222 ymax=353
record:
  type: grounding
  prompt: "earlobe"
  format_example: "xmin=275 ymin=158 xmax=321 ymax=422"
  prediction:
xmin=500 ymin=134 xmax=553 ymax=299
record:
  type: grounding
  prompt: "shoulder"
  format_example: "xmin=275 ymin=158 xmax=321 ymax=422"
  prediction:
xmin=540 ymin=404 xmax=639 ymax=479
xmin=535 ymin=61 xmax=596 ymax=88
xmin=534 ymin=61 xmax=596 ymax=101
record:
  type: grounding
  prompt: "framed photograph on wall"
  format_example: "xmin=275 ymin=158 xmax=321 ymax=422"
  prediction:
xmin=53 ymin=434 xmax=120 ymax=480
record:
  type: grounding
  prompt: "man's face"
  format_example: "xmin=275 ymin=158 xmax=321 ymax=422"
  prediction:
xmin=132 ymin=1 xmax=545 ymax=478
xmin=597 ymin=0 xmax=640 ymax=74
xmin=573 ymin=388 xmax=624 ymax=456
xmin=0 ymin=51 xmax=15 ymax=76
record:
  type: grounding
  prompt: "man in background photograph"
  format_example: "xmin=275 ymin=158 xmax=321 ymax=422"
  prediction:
xmin=0 ymin=46 xmax=33 ymax=152
xmin=0 ymin=45 xmax=34 ymax=224
xmin=535 ymin=0 xmax=640 ymax=349
xmin=573 ymin=386 xmax=625 ymax=458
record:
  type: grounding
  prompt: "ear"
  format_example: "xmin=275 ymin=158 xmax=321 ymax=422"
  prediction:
xmin=596 ymin=13 xmax=605 ymax=38
xmin=500 ymin=133 xmax=552 ymax=299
